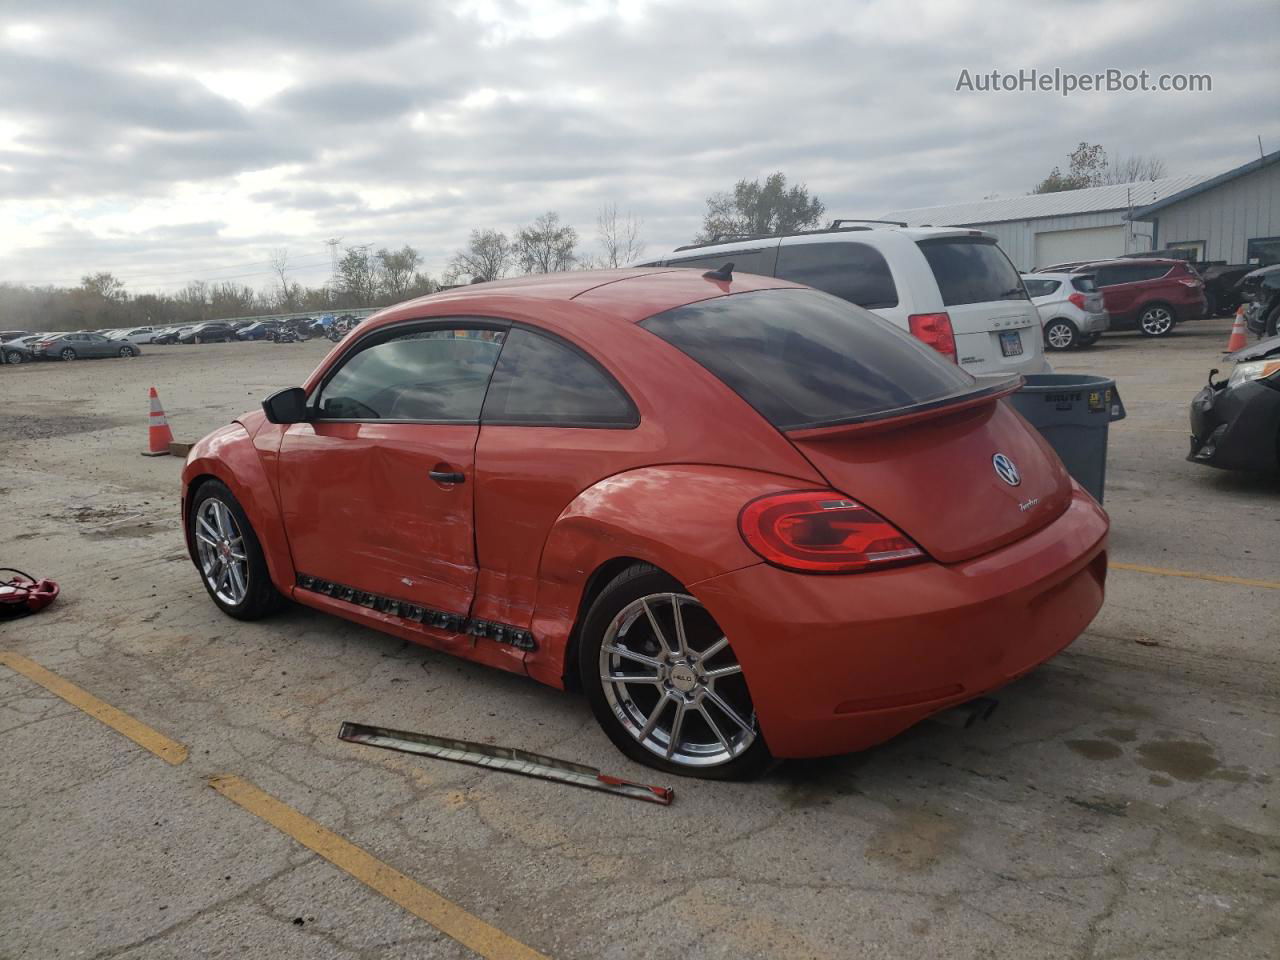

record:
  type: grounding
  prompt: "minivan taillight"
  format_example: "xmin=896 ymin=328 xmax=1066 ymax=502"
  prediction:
xmin=738 ymin=490 xmax=925 ymax=573
xmin=907 ymin=312 xmax=957 ymax=362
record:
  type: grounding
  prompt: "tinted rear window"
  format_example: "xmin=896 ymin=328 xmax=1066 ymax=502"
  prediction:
xmin=918 ymin=238 xmax=1027 ymax=306
xmin=774 ymin=241 xmax=899 ymax=309
xmin=1071 ymin=275 xmax=1097 ymax=293
xmin=641 ymin=288 xmax=980 ymax=430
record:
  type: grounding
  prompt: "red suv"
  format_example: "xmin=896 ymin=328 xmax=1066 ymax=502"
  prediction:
xmin=1073 ymin=258 xmax=1206 ymax=338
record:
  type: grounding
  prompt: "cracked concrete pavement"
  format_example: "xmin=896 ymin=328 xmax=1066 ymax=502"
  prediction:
xmin=1 ymin=319 xmax=1277 ymax=959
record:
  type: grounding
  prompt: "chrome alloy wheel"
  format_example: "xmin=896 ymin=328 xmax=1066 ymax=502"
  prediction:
xmin=599 ymin=592 xmax=757 ymax=768
xmin=1045 ymin=320 xmax=1075 ymax=350
xmin=1140 ymin=306 xmax=1174 ymax=335
xmin=194 ymin=497 xmax=249 ymax=605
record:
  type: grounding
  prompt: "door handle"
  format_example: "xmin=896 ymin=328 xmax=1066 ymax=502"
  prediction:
xmin=429 ymin=470 xmax=466 ymax=485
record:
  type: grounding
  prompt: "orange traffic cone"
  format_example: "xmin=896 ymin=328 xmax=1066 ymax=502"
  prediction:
xmin=1224 ymin=308 xmax=1248 ymax=353
xmin=141 ymin=386 xmax=175 ymax=457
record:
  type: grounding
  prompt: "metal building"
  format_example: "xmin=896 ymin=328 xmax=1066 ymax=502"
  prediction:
xmin=1125 ymin=150 xmax=1280 ymax=266
xmin=881 ymin=175 xmax=1209 ymax=271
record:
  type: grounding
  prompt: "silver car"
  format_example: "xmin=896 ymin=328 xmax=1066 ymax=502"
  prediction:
xmin=1022 ymin=272 xmax=1110 ymax=351
xmin=31 ymin=331 xmax=142 ymax=361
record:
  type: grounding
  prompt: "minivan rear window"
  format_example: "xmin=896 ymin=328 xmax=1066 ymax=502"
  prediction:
xmin=641 ymin=288 xmax=984 ymax=430
xmin=668 ymin=246 xmax=778 ymax=277
xmin=918 ymin=238 xmax=1028 ymax=306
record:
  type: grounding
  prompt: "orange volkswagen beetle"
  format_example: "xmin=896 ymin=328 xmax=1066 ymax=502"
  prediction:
xmin=181 ymin=268 xmax=1108 ymax=779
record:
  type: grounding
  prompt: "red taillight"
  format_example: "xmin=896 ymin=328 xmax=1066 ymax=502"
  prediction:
xmin=738 ymin=490 xmax=925 ymax=574
xmin=907 ymin=312 xmax=957 ymax=362
xmin=1177 ymin=278 xmax=1201 ymax=288
xmin=1068 ymin=292 xmax=1086 ymax=310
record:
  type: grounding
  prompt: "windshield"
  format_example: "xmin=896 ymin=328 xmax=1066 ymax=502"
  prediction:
xmin=641 ymin=288 xmax=986 ymax=430
xmin=918 ymin=238 xmax=1028 ymax=305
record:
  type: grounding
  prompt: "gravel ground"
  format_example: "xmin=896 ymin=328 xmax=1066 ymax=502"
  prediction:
xmin=1 ymin=320 xmax=1276 ymax=959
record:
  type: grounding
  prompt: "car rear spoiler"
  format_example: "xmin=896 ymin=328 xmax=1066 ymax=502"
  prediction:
xmin=785 ymin=377 xmax=1024 ymax=440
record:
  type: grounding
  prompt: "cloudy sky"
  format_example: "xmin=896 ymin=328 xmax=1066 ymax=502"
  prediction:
xmin=1 ymin=0 xmax=1277 ymax=295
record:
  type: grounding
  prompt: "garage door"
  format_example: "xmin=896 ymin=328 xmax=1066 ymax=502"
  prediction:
xmin=1033 ymin=225 xmax=1126 ymax=269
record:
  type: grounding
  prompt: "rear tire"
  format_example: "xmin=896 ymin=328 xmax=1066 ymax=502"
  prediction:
xmin=579 ymin=563 xmax=773 ymax=780
xmin=188 ymin=480 xmax=284 ymax=621
xmin=1077 ymin=333 xmax=1100 ymax=347
xmin=1043 ymin=319 xmax=1078 ymax=351
xmin=60 ymin=347 xmax=76 ymax=361
xmin=1138 ymin=303 xmax=1176 ymax=337
xmin=118 ymin=345 xmax=135 ymax=358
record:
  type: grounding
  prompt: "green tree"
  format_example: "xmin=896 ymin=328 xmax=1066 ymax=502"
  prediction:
xmin=1033 ymin=142 xmax=1111 ymax=194
xmin=697 ymin=172 xmax=825 ymax=241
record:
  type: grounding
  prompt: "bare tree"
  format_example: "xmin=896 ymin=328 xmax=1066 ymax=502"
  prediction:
xmin=1102 ymin=154 xmax=1167 ymax=185
xmin=595 ymin=203 xmax=646 ymax=268
xmin=270 ymin=248 xmax=289 ymax=294
xmin=449 ymin=229 xmax=514 ymax=283
xmin=515 ymin=211 xmax=578 ymax=274
xmin=376 ymin=245 xmax=423 ymax=300
xmin=697 ymin=172 xmax=824 ymax=242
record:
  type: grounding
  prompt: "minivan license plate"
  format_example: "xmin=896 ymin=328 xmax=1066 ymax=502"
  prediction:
xmin=999 ymin=331 xmax=1023 ymax=357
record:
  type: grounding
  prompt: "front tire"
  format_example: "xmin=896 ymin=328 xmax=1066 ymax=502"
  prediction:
xmin=4 ymin=350 xmax=24 ymax=364
xmin=1138 ymin=303 xmax=1176 ymax=337
xmin=579 ymin=564 xmax=772 ymax=780
xmin=1043 ymin=319 xmax=1078 ymax=351
xmin=189 ymin=480 xmax=283 ymax=621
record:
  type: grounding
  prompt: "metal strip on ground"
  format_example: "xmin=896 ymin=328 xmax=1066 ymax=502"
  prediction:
xmin=208 ymin=775 xmax=549 ymax=960
xmin=338 ymin=721 xmax=674 ymax=805
xmin=0 ymin=651 xmax=188 ymax=765
xmin=1110 ymin=562 xmax=1280 ymax=590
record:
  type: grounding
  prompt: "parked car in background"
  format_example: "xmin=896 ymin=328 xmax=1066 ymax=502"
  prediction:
xmin=639 ymin=222 xmax=1048 ymax=381
xmin=31 ymin=331 xmax=141 ymax=361
xmin=1 ymin=329 xmax=31 ymax=343
xmin=1189 ymin=334 xmax=1280 ymax=471
xmin=151 ymin=325 xmax=193 ymax=344
xmin=179 ymin=321 xmax=236 ymax=344
xmin=1240 ymin=264 xmax=1280 ymax=339
xmin=181 ymin=268 xmax=1107 ymax=778
xmin=112 ymin=326 xmax=157 ymax=345
xmin=237 ymin=321 xmax=283 ymax=341
xmin=1070 ymin=258 xmax=1206 ymax=337
xmin=3 ymin=334 xmax=46 ymax=364
xmin=1022 ymin=272 xmax=1109 ymax=351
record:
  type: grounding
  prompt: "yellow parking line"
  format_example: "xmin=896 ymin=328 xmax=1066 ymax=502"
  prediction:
xmin=209 ymin=775 xmax=549 ymax=960
xmin=0 ymin=652 xmax=188 ymax=765
xmin=1111 ymin=562 xmax=1280 ymax=591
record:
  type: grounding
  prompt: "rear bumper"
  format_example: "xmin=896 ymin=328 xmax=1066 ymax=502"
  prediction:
xmin=691 ymin=487 xmax=1109 ymax=758
xmin=1079 ymin=312 xmax=1110 ymax=334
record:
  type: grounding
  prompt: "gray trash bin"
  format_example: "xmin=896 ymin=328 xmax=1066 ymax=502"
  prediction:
xmin=1007 ymin=374 xmax=1125 ymax=503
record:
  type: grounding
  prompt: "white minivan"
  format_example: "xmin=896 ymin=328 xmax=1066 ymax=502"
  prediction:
xmin=638 ymin=222 xmax=1048 ymax=380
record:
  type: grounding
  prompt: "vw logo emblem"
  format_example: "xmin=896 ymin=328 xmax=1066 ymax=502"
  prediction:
xmin=992 ymin=453 xmax=1021 ymax=487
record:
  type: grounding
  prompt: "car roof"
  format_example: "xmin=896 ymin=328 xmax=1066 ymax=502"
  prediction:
xmin=649 ymin=224 xmax=996 ymax=261
xmin=1069 ymin=257 xmax=1180 ymax=270
xmin=1022 ymin=272 xmax=1077 ymax=281
xmin=360 ymin=267 xmax=802 ymax=333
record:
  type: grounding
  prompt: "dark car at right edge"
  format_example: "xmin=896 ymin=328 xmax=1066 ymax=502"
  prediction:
xmin=1189 ymin=335 xmax=1280 ymax=472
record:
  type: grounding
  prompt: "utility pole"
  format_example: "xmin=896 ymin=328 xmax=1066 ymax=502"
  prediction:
xmin=325 ymin=237 xmax=342 ymax=306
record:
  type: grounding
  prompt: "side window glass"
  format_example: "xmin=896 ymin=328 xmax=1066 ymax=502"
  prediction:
xmin=774 ymin=242 xmax=899 ymax=308
xmin=482 ymin=329 xmax=637 ymax=427
xmin=668 ymin=246 xmax=778 ymax=277
xmin=315 ymin=327 xmax=505 ymax=421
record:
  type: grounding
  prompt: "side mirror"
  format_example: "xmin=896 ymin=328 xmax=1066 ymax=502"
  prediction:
xmin=262 ymin=387 xmax=309 ymax=424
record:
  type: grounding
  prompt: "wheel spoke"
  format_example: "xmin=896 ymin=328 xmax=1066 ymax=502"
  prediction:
xmin=665 ymin=701 xmax=687 ymax=759
xmin=637 ymin=694 xmax=670 ymax=742
xmin=229 ymin=563 xmax=247 ymax=601
xmin=698 ymin=636 xmax=729 ymax=661
xmin=640 ymin=598 xmax=675 ymax=658
xmin=705 ymin=688 xmax=753 ymax=737
xmin=698 ymin=703 xmax=733 ymax=754
xmin=669 ymin=594 xmax=689 ymax=655
xmin=195 ymin=532 xmax=218 ymax=548
xmin=197 ymin=516 xmax=220 ymax=541
xmin=704 ymin=664 xmax=742 ymax=681
xmin=602 ymin=643 xmax=662 ymax=670
xmin=603 ymin=672 xmax=662 ymax=685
